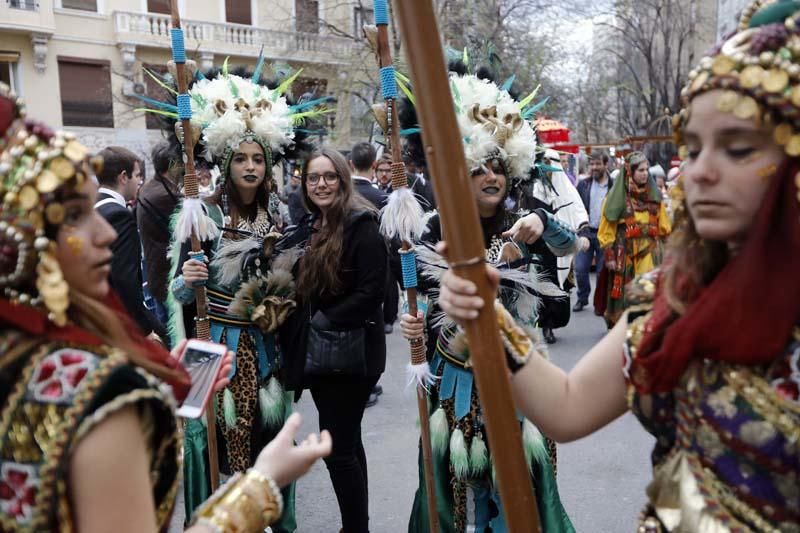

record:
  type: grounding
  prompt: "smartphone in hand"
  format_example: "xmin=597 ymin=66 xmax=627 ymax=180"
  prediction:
xmin=176 ymin=339 xmax=227 ymax=419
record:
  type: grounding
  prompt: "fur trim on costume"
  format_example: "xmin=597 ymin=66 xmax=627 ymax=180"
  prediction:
xmin=380 ymin=187 xmax=426 ymax=243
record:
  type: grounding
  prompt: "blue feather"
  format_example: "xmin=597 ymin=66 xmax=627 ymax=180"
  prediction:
xmin=289 ymin=95 xmax=334 ymax=112
xmin=129 ymin=94 xmax=178 ymax=112
xmin=501 ymin=75 xmax=516 ymax=92
xmin=252 ymin=45 xmax=266 ymax=84
xmin=400 ymin=127 xmax=421 ymax=136
xmin=522 ymin=96 xmax=550 ymax=119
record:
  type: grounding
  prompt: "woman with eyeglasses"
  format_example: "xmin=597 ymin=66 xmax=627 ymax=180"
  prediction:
xmin=278 ymin=147 xmax=388 ymax=533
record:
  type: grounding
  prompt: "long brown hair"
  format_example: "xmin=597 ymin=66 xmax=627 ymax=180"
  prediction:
xmin=661 ymin=196 xmax=729 ymax=314
xmin=297 ymin=148 xmax=376 ymax=300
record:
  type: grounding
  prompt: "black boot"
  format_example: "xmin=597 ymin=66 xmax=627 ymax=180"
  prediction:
xmin=543 ymin=327 xmax=556 ymax=344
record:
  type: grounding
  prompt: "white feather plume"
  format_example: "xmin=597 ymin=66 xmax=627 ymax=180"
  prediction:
xmin=174 ymin=198 xmax=220 ymax=244
xmin=406 ymin=361 xmax=439 ymax=390
xmin=380 ymin=187 xmax=426 ymax=242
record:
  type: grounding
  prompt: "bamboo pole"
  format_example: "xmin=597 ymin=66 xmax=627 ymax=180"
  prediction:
xmin=170 ymin=0 xmax=220 ymax=492
xmin=393 ymin=2 xmax=541 ymax=530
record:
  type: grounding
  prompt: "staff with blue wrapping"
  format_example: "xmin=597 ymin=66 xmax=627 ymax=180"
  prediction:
xmin=364 ymin=1 xmax=439 ymax=532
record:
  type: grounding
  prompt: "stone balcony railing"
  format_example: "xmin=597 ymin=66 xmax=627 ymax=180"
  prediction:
xmin=113 ymin=11 xmax=356 ymax=66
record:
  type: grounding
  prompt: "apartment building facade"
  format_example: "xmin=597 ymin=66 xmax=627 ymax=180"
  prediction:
xmin=0 ymin=0 xmax=368 ymax=165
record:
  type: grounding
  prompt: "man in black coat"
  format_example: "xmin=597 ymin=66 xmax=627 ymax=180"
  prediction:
xmin=95 ymin=146 xmax=165 ymax=340
xmin=349 ymin=142 xmax=389 ymax=407
xmin=349 ymin=142 xmax=388 ymax=209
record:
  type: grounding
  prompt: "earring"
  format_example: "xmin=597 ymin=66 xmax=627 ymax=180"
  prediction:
xmin=36 ymin=250 xmax=69 ymax=327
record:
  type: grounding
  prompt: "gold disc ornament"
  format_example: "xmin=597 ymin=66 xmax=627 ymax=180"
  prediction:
xmin=36 ymin=170 xmax=59 ymax=193
xmin=739 ymin=65 xmax=766 ymax=89
xmin=733 ymin=96 xmax=759 ymax=120
xmin=49 ymin=157 xmax=74 ymax=179
xmin=774 ymin=123 xmax=794 ymax=145
xmin=716 ymin=91 xmax=740 ymax=113
xmin=762 ymin=69 xmax=790 ymax=93
xmin=18 ymin=185 xmax=39 ymax=210
xmin=711 ymin=55 xmax=736 ymax=76
xmin=786 ymin=134 xmax=800 ymax=156
xmin=45 ymin=203 xmax=65 ymax=224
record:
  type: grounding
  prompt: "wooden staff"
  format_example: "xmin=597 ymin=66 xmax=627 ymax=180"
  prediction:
xmin=393 ymin=2 xmax=541 ymax=531
xmin=369 ymin=1 xmax=439 ymax=531
xmin=170 ymin=0 xmax=220 ymax=491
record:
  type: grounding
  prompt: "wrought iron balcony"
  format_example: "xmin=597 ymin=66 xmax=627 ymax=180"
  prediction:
xmin=113 ymin=11 xmax=355 ymax=66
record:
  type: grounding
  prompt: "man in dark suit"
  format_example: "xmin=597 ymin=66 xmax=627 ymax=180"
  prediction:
xmin=349 ymin=142 xmax=388 ymax=209
xmin=349 ymin=142 xmax=389 ymax=408
xmin=95 ymin=146 xmax=165 ymax=340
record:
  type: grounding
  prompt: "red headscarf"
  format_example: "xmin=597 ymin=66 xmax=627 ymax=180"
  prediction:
xmin=631 ymin=160 xmax=800 ymax=393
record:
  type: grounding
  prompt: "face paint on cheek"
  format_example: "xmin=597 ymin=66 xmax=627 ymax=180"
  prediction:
xmin=757 ymin=163 xmax=777 ymax=180
xmin=66 ymin=236 xmax=83 ymax=256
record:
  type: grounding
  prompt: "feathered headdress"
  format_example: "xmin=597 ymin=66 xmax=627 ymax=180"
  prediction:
xmin=400 ymin=59 xmax=549 ymax=181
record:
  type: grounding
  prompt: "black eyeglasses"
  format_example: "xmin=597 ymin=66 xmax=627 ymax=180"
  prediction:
xmin=305 ymin=172 xmax=340 ymax=185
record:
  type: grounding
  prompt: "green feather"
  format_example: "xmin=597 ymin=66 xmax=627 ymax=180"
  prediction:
xmin=449 ymin=428 xmax=469 ymax=479
xmin=290 ymin=108 xmax=334 ymax=125
xmin=143 ymin=68 xmax=177 ymax=95
xmin=518 ymin=84 xmax=542 ymax=110
xmin=275 ymin=68 xmax=304 ymax=99
xmin=462 ymin=47 xmax=469 ymax=67
xmin=135 ymin=108 xmax=179 ymax=118
xmin=191 ymin=92 xmax=207 ymax=109
xmin=396 ymin=77 xmax=415 ymax=106
xmin=228 ymin=77 xmax=239 ymax=98
xmin=223 ymin=388 xmax=237 ymax=428
xmin=395 ymin=70 xmax=411 ymax=84
xmin=450 ymin=78 xmax=461 ymax=108
xmin=430 ymin=407 xmax=449 ymax=457
xmin=222 ymin=56 xmax=230 ymax=77
xmin=469 ymin=433 xmax=489 ymax=476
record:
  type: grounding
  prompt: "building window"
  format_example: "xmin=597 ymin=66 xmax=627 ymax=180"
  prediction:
xmin=9 ymin=0 xmax=38 ymax=11
xmin=58 ymin=58 xmax=114 ymax=128
xmin=147 ymin=0 xmax=169 ymax=14
xmin=0 ymin=53 xmax=20 ymax=94
xmin=143 ymin=64 xmax=170 ymax=130
xmin=61 ymin=0 xmax=98 ymax=11
xmin=295 ymin=0 xmax=319 ymax=34
xmin=225 ymin=0 xmax=251 ymax=25
xmin=354 ymin=6 xmax=374 ymax=37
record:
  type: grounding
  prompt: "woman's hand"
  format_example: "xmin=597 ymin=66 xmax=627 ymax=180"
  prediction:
xmin=578 ymin=236 xmax=591 ymax=252
xmin=502 ymin=212 xmax=544 ymax=244
xmin=254 ymin=412 xmax=332 ymax=487
xmin=171 ymin=340 xmax=234 ymax=393
xmin=182 ymin=257 xmax=208 ymax=287
xmin=399 ymin=312 xmax=425 ymax=341
xmin=605 ymin=258 xmax=617 ymax=271
xmin=435 ymin=241 xmax=501 ymax=329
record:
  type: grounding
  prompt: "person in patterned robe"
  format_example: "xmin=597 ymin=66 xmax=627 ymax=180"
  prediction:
xmin=425 ymin=1 xmax=800 ymax=530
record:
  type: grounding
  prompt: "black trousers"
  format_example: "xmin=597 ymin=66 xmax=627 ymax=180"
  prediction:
xmin=310 ymin=374 xmax=380 ymax=533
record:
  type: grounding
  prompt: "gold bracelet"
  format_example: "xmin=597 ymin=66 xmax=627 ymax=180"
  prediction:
xmin=191 ymin=469 xmax=281 ymax=533
xmin=495 ymin=302 xmax=534 ymax=373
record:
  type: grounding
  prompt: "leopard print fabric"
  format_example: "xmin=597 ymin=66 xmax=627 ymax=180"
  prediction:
xmin=215 ymin=330 xmax=260 ymax=474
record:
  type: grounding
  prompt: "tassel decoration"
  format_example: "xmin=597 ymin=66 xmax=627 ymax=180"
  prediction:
xmin=430 ymin=407 xmax=449 ymax=457
xmin=258 ymin=376 xmax=286 ymax=428
xmin=522 ymin=419 xmax=547 ymax=472
xmin=449 ymin=428 xmax=469 ymax=479
xmin=469 ymin=433 xmax=489 ymax=476
xmin=223 ymin=388 xmax=237 ymax=429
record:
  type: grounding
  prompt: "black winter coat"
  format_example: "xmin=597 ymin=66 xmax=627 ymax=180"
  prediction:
xmin=279 ymin=210 xmax=388 ymax=390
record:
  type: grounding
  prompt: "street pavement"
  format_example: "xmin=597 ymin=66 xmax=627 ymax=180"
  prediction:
xmin=292 ymin=288 xmax=655 ymax=532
